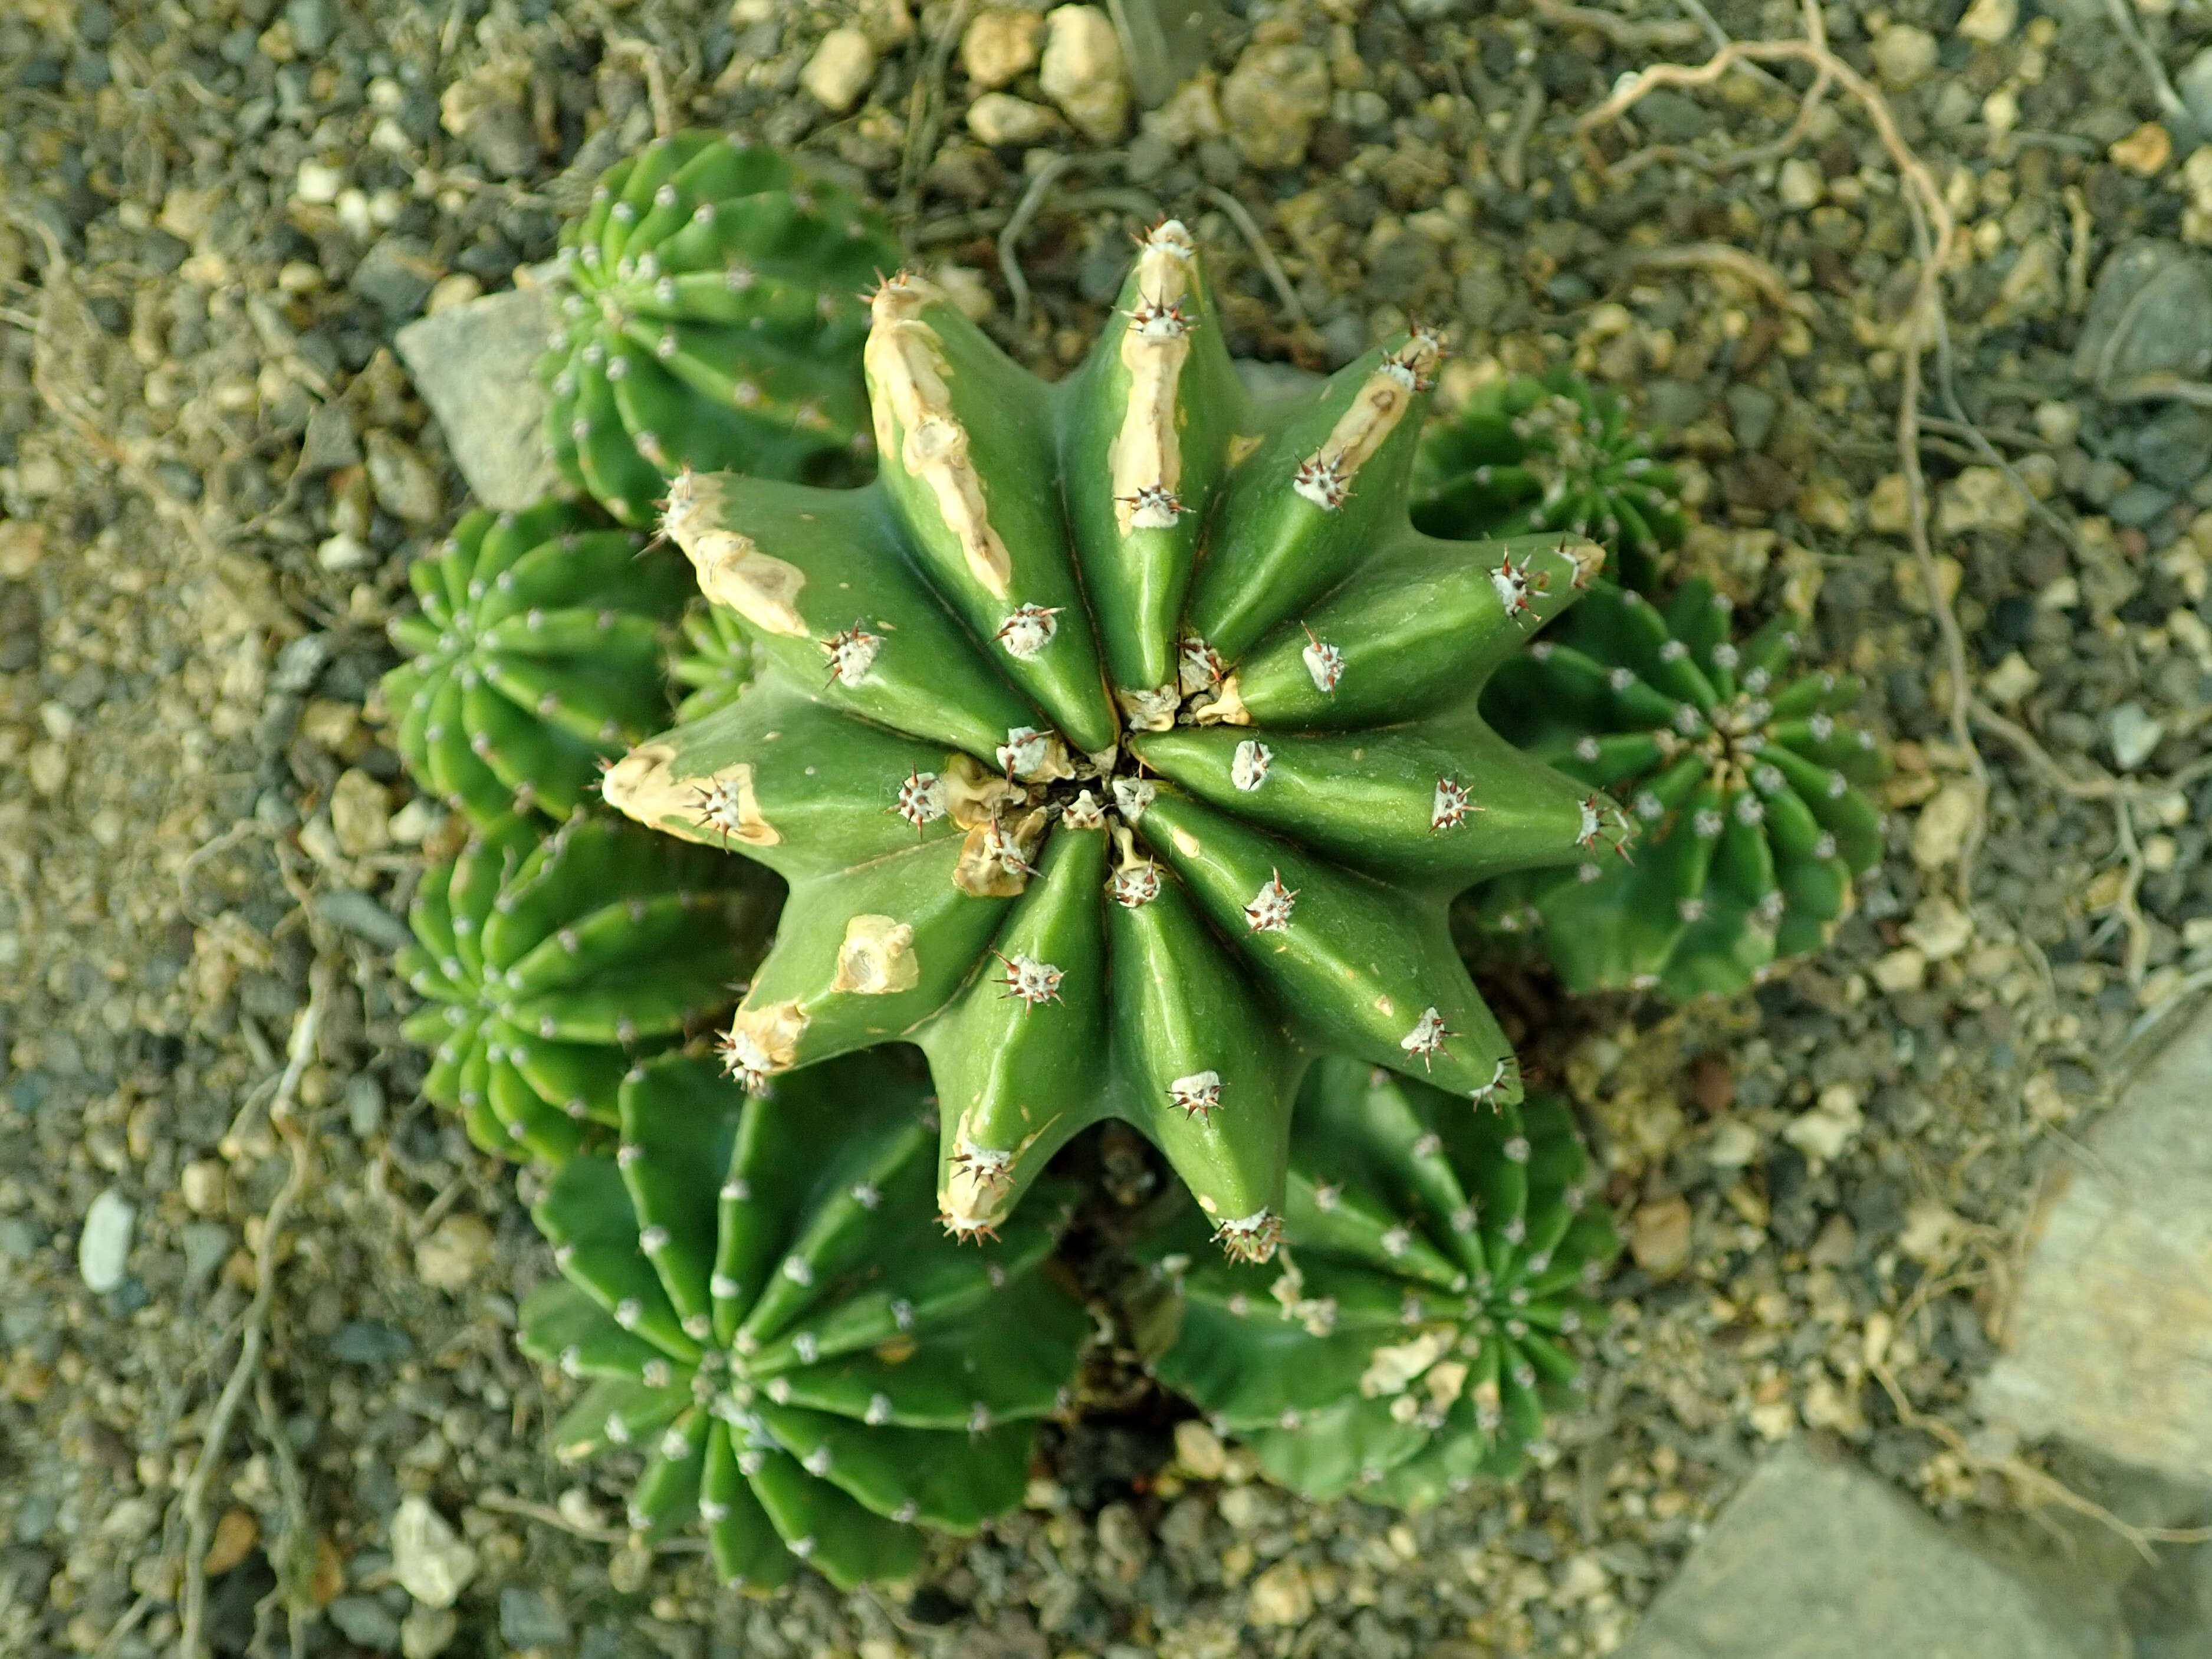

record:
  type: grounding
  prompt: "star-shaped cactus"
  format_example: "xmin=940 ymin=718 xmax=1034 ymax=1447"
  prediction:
xmin=520 ymin=1050 xmax=1087 ymax=1588
xmin=1140 ymin=1057 xmax=1616 ymax=1507
xmin=600 ymin=224 xmax=1616 ymax=1257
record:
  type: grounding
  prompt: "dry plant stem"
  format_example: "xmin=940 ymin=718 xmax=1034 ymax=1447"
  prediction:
xmin=1625 ymin=242 xmax=1815 ymax=316
xmin=1869 ymin=1358 xmax=2212 ymax=1561
xmin=474 ymin=1490 xmax=708 ymax=1552
xmin=898 ymin=0 xmax=972 ymax=213
xmin=1200 ymin=185 xmax=1306 ymax=325
xmin=2102 ymin=0 xmax=2187 ymax=120
xmin=1530 ymin=0 xmax=1703 ymax=50
xmin=175 ymin=987 xmax=322 ymax=1659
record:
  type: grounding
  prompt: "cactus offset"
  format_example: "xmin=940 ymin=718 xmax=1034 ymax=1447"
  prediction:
xmin=1142 ymin=1057 xmax=1617 ymax=1506
xmin=669 ymin=602 xmax=756 ymax=723
xmin=600 ymin=227 xmax=1617 ymax=1257
xmin=1412 ymin=370 xmax=1684 ymax=594
xmin=540 ymin=132 xmax=905 ymax=525
xmin=518 ymin=1050 xmax=1086 ymax=1588
xmin=397 ymin=815 xmax=777 ymax=1161
xmin=382 ymin=502 xmax=691 ymax=824
xmin=1471 ymin=578 xmax=1886 ymax=998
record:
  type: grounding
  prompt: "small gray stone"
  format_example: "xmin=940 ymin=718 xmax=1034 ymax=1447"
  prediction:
xmin=2107 ymin=481 xmax=2178 ymax=528
xmin=363 ymin=431 xmax=443 ymax=525
xmin=2109 ymin=702 xmax=2165 ymax=771
xmin=297 ymin=400 xmax=361 ymax=475
xmin=1619 ymin=1439 xmax=2128 ymax=1658
xmin=2134 ymin=403 xmax=2212 ymax=490
xmin=180 ymin=1223 xmax=231 ymax=1288
xmin=399 ymin=1605 xmax=458 ymax=1659
xmin=1977 ymin=1007 xmax=2212 ymax=1483
xmin=329 ymin=1596 xmax=403 ymax=1653
xmin=330 ymin=1320 xmax=414 ymax=1365
xmin=2075 ymin=241 xmax=2212 ymax=391
xmin=395 ymin=287 xmax=562 ymax=511
xmin=1234 ymin=357 xmax=1326 ymax=405
xmin=498 ymin=1587 xmax=571 ymax=1650
xmin=284 ymin=0 xmax=334 ymax=53
xmin=77 ymin=1188 xmax=134 ymax=1293
xmin=311 ymin=888 xmax=413 ymax=951
xmin=351 ymin=235 xmax=443 ymax=322
xmin=1724 ymin=384 xmax=1779 ymax=452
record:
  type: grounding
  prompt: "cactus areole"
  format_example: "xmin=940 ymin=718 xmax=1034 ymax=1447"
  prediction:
xmin=601 ymin=225 xmax=1618 ymax=1256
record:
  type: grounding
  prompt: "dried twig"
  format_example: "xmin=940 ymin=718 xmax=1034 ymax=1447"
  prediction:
xmin=1624 ymin=242 xmax=1815 ymax=316
xmin=999 ymin=153 xmax=1078 ymax=331
xmin=897 ymin=0 xmax=973 ymax=216
xmin=1201 ymin=185 xmax=1306 ymax=326
xmin=2102 ymin=0 xmax=2187 ymax=120
xmin=176 ymin=983 xmax=323 ymax=1659
xmin=1530 ymin=0 xmax=1703 ymax=49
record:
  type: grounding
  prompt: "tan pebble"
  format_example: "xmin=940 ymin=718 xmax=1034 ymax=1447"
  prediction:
xmin=967 ymin=92 xmax=1060 ymax=146
xmin=801 ymin=28 xmax=877 ymax=113
xmin=1040 ymin=5 xmax=1128 ymax=142
xmin=1955 ymin=0 xmax=2016 ymax=42
xmin=961 ymin=8 xmax=1042 ymax=89
xmin=1246 ymin=1559 xmax=1314 ymax=1627
xmin=180 ymin=1159 xmax=229 ymax=1217
xmin=2110 ymin=121 xmax=2173 ymax=178
xmin=203 ymin=1508 xmax=259 ymax=1576
xmin=1629 ymin=1194 xmax=1692 ymax=1277
xmin=1174 ymin=1418 xmax=1228 ymax=1480
xmin=413 ymin=1214 xmax=495 ymax=1293
xmin=329 ymin=767 xmax=392 ymax=858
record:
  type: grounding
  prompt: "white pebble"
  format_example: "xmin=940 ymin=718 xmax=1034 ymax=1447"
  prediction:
xmin=78 ymin=1188 xmax=136 ymax=1293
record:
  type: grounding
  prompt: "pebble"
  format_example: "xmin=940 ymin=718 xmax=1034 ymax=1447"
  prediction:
xmin=389 ymin=1496 xmax=478 ymax=1609
xmin=330 ymin=768 xmax=392 ymax=856
xmin=967 ymin=93 xmax=1060 ymax=146
xmin=350 ymin=235 xmax=443 ymax=320
xmin=2133 ymin=402 xmax=2212 ymax=490
xmin=1038 ymin=6 xmax=1128 ymax=143
xmin=180 ymin=1159 xmax=228 ymax=1217
xmin=399 ymin=1605 xmax=458 ymax=1659
xmin=2074 ymin=241 xmax=2212 ymax=388
xmin=2109 ymin=702 xmax=2165 ymax=770
xmin=801 ymin=28 xmax=877 ymax=114
xmin=1221 ymin=41 xmax=1333 ymax=169
xmin=2110 ymin=122 xmax=2174 ymax=178
xmin=330 ymin=1596 xmax=403 ymax=1653
xmin=394 ymin=287 xmax=561 ymax=511
xmin=1871 ymin=24 xmax=1938 ymax=89
xmin=1983 ymin=651 xmax=2039 ymax=705
xmin=1869 ymin=946 xmax=1928 ymax=995
xmin=2182 ymin=47 xmax=2212 ymax=136
xmin=1909 ymin=781 xmax=1979 ymax=869
xmin=498 ymin=1587 xmax=571 ymax=1650
xmin=1933 ymin=467 xmax=2029 ymax=536
xmin=1246 ymin=1559 xmax=1314 ymax=1627
xmin=413 ymin=1214 xmax=494 ymax=1293
xmin=363 ymin=431 xmax=442 ymax=525
xmin=961 ymin=9 xmax=1042 ymax=90
xmin=1902 ymin=897 xmax=1974 ymax=961
xmin=77 ymin=1188 xmax=134 ymax=1294
xmin=1174 ymin=1418 xmax=1228 ymax=1480
xmin=1629 ymin=1194 xmax=1692 ymax=1277
xmin=1782 ymin=1085 xmax=1864 ymax=1164
xmin=1955 ymin=0 xmax=2015 ymax=42
xmin=1776 ymin=157 xmax=1823 ymax=211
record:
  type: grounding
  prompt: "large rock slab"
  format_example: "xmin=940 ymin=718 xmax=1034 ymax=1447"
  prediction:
xmin=393 ymin=284 xmax=562 ymax=511
xmin=1976 ymin=1006 xmax=2212 ymax=1484
xmin=1620 ymin=1440 xmax=2127 ymax=1659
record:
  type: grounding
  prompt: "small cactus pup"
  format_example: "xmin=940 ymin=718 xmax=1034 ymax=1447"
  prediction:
xmin=397 ymin=814 xmax=778 ymax=1162
xmin=1141 ymin=1056 xmax=1618 ymax=1507
xmin=540 ymin=130 xmax=906 ymax=525
xmin=382 ymin=501 xmax=692 ymax=825
xmin=1411 ymin=369 xmax=1684 ymax=595
xmin=600 ymin=224 xmax=1621 ymax=1260
xmin=1469 ymin=578 xmax=1886 ymax=998
xmin=668 ymin=602 xmax=755 ymax=723
xmin=518 ymin=1050 xmax=1087 ymax=1589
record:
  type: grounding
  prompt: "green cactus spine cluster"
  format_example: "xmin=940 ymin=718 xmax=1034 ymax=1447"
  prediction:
xmin=1143 ymin=1057 xmax=1616 ymax=1506
xmin=518 ymin=1050 xmax=1087 ymax=1588
xmin=397 ymin=814 xmax=777 ymax=1161
xmin=1470 ymin=578 xmax=1886 ymax=998
xmin=1411 ymin=370 xmax=1684 ymax=594
xmin=381 ymin=502 xmax=692 ymax=824
xmin=540 ymin=132 xmax=906 ymax=525
xmin=597 ymin=224 xmax=1622 ymax=1260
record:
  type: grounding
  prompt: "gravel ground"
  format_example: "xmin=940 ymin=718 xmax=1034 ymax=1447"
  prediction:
xmin=4 ymin=1 xmax=2212 ymax=1655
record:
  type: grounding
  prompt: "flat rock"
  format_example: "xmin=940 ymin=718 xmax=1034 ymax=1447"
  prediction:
xmin=393 ymin=286 xmax=562 ymax=511
xmin=2075 ymin=240 xmax=2212 ymax=391
xmin=1976 ymin=1005 xmax=2212 ymax=1484
xmin=1619 ymin=1439 xmax=2128 ymax=1659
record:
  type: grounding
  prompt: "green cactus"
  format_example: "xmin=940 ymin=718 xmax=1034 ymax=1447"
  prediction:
xmin=382 ymin=502 xmax=692 ymax=825
xmin=1411 ymin=370 xmax=1684 ymax=595
xmin=1142 ymin=1056 xmax=1617 ymax=1506
xmin=518 ymin=1050 xmax=1087 ymax=1589
xmin=669 ymin=602 xmax=757 ymax=723
xmin=397 ymin=814 xmax=778 ymax=1162
xmin=596 ymin=225 xmax=1621 ymax=1260
xmin=540 ymin=131 xmax=906 ymax=526
xmin=1469 ymin=578 xmax=1886 ymax=998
